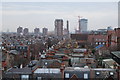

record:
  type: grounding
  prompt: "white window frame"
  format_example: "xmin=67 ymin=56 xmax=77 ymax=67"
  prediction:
xmin=84 ymin=73 xmax=88 ymax=79
xmin=96 ymin=42 xmax=98 ymax=45
xmin=99 ymin=42 xmax=101 ymax=44
xmin=37 ymin=77 xmax=42 ymax=80
xmin=21 ymin=75 xmax=29 ymax=80
xmin=65 ymin=73 xmax=69 ymax=78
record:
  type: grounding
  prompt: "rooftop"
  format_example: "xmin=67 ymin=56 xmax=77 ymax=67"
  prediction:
xmin=65 ymin=67 xmax=90 ymax=71
xmin=111 ymin=51 xmax=120 ymax=58
xmin=6 ymin=68 xmax=32 ymax=74
xmin=34 ymin=68 xmax=60 ymax=74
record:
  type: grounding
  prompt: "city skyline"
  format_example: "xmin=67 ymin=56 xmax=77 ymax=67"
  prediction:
xmin=1 ymin=1 xmax=120 ymax=79
xmin=1 ymin=2 xmax=118 ymax=32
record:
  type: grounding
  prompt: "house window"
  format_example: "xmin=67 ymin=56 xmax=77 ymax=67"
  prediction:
xmin=23 ymin=47 xmax=25 ymax=49
xmin=20 ymin=47 xmax=22 ymax=49
xmin=0 ymin=46 xmax=4 ymax=49
xmin=109 ymin=72 xmax=114 ymax=76
xmin=96 ymin=42 xmax=98 ymax=45
xmin=103 ymin=42 xmax=105 ymax=44
xmin=65 ymin=73 xmax=69 ymax=78
xmin=21 ymin=75 xmax=29 ymax=80
xmin=99 ymin=42 xmax=101 ymax=44
xmin=84 ymin=73 xmax=88 ymax=79
xmin=37 ymin=77 xmax=42 ymax=80
xmin=96 ymin=72 xmax=100 ymax=75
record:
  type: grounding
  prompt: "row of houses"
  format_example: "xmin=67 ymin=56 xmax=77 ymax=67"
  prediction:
xmin=3 ymin=66 xmax=117 ymax=79
xmin=1 ymin=33 xmax=59 ymax=70
xmin=2 ymin=39 xmax=120 ymax=80
xmin=1 ymin=27 xmax=120 ymax=80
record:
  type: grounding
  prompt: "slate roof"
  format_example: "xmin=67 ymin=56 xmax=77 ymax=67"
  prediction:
xmin=40 ymin=59 xmax=62 ymax=68
xmin=6 ymin=67 xmax=32 ymax=74
xmin=111 ymin=51 xmax=120 ymax=58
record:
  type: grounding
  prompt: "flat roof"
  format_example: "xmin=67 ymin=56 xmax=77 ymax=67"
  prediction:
xmin=92 ymin=68 xmax=115 ymax=71
xmin=34 ymin=68 xmax=60 ymax=74
xmin=65 ymin=67 xmax=90 ymax=71
xmin=111 ymin=51 xmax=120 ymax=58
xmin=103 ymin=59 xmax=114 ymax=62
xmin=6 ymin=68 xmax=32 ymax=74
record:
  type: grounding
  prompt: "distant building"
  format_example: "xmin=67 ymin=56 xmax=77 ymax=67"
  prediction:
xmin=75 ymin=29 xmax=80 ymax=34
xmin=79 ymin=19 xmax=88 ymax=33
xmin=66 ymin=20 xmax=69 ymax=34
xmin=88 ymin=30 xmax=108 ymax=47
xmin=54 ymin=19 xmax=63 ymax=37
xmin=71 ymin=34 xmax=88 ymax=48
xmin=23 ymin=28 xmax=29 ymax=35
xmin=106 ymin=28 xmax=120 ymax=50
xmin=88 ymin=28 xmax=120 ymax=50
xmin=63 ymin=28 xmax=69 ymax=35
xmin=16 ymin=45 xmax=30 ymax=58
xmin=42 ymin=28 xmax=48 ymax=36
xmin=114 ymin=28 xmax=120 ymax=50
xmin=62 ymin=20 xmax=70 ymax=39
xmin=17 ymin=26 xmax=23 ymax=34
xmin=34 ymin=28 xmax=40 ymax=34
xmin=107 ymin=26 xmax=113 ymax=31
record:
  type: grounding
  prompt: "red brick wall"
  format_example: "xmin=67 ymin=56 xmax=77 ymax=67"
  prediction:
xmin=88 ymin=34 xmax=108 ymax=47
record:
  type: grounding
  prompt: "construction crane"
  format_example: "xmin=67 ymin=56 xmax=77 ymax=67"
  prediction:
xmin=78 ymin=16 xmax=82 ymax=19
xmin=73 ymin=16 xmax=83 ymax=33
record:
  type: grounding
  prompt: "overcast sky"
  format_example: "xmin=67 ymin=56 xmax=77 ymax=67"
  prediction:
xmin=1 ymin=2 xmax=118 ymax=32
